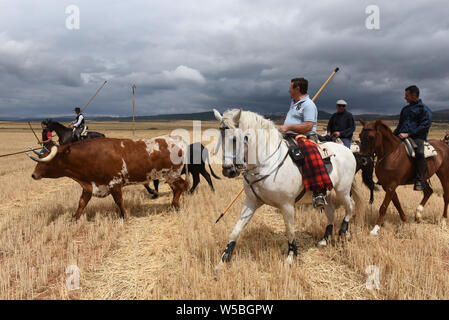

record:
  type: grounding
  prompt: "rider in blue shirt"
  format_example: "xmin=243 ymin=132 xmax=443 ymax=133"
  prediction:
xmin=279 ymin=77 xmax=325 ymax=208
xmin=393 ymin=85 xmax=432 ymax=191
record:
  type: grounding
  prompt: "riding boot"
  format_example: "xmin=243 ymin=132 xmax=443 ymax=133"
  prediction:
xmin=312 ymin=191 xmax=327 ymax=210
xmin=413 ymin=140 xmax=427 ymax=191
xmin=414 ymin=158 xmax=427 ymax=191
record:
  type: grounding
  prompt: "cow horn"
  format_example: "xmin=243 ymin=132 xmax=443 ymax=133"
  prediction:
xmin=26 ymin=145 xmax=58 ymax=162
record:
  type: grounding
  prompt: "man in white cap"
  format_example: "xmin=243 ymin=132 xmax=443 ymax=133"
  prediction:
xmin=326 ymin=99 xmax=355 ymax=148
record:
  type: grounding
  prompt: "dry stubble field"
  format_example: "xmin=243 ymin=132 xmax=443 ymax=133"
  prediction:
xmin=0 ymin=120 xmax=448 ymax=300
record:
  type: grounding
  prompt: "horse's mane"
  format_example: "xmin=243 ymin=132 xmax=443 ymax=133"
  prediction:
xmin=375 ymin=120 xmax=399 ymax=138
xmin=223 ymin=109 xmax=281 ymax=135
xmin=222 ymin=109 xmax=282 ymax=150
xmin=48 ymin=120 xmax=69 ymax=130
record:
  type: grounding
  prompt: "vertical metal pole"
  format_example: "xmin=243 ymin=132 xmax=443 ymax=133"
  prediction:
xmin=132 ymin=84 xmax=136 ymax=136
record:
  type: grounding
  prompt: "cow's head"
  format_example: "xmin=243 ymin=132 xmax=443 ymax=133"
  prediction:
xmin=27 ymin=145 xmax=70 ymax=180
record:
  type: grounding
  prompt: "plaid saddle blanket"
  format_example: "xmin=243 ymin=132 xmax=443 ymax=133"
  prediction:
xmin=295 ymin=136 xmax=333 ymax=193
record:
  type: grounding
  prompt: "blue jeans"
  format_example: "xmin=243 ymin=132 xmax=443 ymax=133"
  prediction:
xmin=341 ymin=138 xmax=351 ymax=148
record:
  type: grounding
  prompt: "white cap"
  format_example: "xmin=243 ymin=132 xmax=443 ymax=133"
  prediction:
xmin=336 ymin=99 xmax=347 ymax=105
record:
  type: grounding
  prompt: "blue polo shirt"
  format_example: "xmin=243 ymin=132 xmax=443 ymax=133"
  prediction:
xmin=283 ymin=95 xmax=317 ymax=135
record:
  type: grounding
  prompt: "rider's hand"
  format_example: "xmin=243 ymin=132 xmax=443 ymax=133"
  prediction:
xmin=399 ymin=133 xmax=409 ymax=139
xmin=334 ymin=131 xmax=340 ymax=137
xmin=326 ymin=132 xmax=331 ymax=136
xmin=38 ymin=140 xmax=43 ymax=145
xmin=279 ymin=125 xmax=289 ymax=134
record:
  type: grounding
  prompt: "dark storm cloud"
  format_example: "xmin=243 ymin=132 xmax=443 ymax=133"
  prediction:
xmin=0 ymin=0 xmax=448 ymax=119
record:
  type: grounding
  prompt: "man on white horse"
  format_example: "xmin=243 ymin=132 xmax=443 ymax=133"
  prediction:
xmin=279 ymin=77 xmax=330 ymax=209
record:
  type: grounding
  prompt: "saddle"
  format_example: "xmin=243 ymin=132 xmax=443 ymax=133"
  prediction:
xmin=403 ymin=138 xmax=437 ymax=158
xmin=283 ymin=135 xmax=333 ymax=174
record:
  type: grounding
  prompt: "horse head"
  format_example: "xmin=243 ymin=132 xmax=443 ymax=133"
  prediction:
xmin=213 ymin=109 xmax=245 ymax=178
xmin=359 ymin=119 xmax=395 ymax=156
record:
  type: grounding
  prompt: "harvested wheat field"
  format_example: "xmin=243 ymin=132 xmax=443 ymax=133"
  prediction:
xmin=0 ymin=120 xmax=448 ymax=300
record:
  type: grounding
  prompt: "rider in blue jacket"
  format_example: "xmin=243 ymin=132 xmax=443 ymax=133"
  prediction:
xmin=393 ymin=85 xmax=432 ymax=191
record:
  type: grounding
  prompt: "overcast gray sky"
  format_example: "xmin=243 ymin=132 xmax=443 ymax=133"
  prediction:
xmin=0 ymin=0 xmax=448 ymax=118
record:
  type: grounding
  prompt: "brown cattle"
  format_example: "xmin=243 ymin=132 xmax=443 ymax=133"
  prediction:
xmin=27 ymin=136 xmax=190 ymax=220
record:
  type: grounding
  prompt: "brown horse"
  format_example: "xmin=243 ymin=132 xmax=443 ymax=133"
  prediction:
xmin=359 ymin=119 xmax=449 ymax=235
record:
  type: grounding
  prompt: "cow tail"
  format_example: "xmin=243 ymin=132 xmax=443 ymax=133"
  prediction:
xmin=350 ymin=178 xmax=365 ymax=221
xmin=183 ymin=143 xmax=191 ymax=190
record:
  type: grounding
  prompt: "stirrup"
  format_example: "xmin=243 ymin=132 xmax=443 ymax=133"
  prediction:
xmin=312 ymin=194 xmax=327 ymax=209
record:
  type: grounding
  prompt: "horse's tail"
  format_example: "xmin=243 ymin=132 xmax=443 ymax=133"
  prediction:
xmin=350 ymin=178 xmax=365 ymax=221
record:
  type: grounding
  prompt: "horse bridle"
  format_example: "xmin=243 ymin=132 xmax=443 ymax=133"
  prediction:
xmin=360 ymin=127 xmax=403 ymax=166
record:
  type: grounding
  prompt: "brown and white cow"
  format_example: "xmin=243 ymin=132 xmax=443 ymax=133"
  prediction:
xmin=27 ymin=136 xmax=190 ymax=220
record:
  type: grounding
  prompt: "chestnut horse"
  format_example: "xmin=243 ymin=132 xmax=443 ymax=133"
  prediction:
xmin=359 ymin=119 xmax=449 ymax=235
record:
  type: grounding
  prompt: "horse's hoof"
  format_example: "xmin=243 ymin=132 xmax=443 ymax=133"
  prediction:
xmin=221 ymin=241 xmax=236 ymax=263
xmin=151 ymin=194 xmax=159 ymax=199
xmin=285 ymin=254 xmax=295 ymax=265
xmin=317 ymin=239 xmax=328 ymax=247
xmin=370 ymin=225 xmax=380 ymax=236
xmin=415 ymin=205 xmax=423 ymax=223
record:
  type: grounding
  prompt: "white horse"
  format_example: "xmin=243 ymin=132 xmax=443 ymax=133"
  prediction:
xmin=213 ymin=108 xmax=364 ymax=264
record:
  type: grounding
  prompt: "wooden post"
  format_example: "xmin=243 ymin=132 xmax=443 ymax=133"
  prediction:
xmin=132 ymin=84 xmax=136 ymax=136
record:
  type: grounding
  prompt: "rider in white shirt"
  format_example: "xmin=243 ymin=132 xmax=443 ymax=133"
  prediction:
xmin=70 ymin=107 xmax=85 ymax=142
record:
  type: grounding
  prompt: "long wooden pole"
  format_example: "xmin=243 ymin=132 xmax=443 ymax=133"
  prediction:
xmin=81 ymin=80 xmax=107 ymax=112
xmin=215 ymin=67 xmax=340 ymax=223
xmin=132 ymin=84 xmax=136 ymax=136
xmin=0 ymin=148 xmax=41 ymax=158
xmin=27 ymin=121 xmax=40 ymax=143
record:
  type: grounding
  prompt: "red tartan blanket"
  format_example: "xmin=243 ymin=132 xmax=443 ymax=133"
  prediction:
xmin=295 ymin=137 xmax=333 ymax=193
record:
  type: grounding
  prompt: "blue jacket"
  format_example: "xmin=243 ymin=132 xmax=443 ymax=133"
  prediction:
xmin=393 ymin=99 xmax=432 ymax=140
xmin=326 ymin=110 xmax=355 ymax=139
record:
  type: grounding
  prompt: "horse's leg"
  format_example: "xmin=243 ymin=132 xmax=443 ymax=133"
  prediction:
xmin=338 ymin=192 xmax=354 ymax=238
xmin=415 ymin=183 xmax=433 ymax=223
xmin=436 ymin=170 xmax=449 ymax=227
xmin=318 ymin=194 xmax=335 ymax=247
xmin=221 ymin=198 xmax=261 ymax=263
xmin=370 ymin=189 xmax=395 ymax=236
xmin=279 ymin=203 xmax=297 ymax=264
xmin=391 ymin=191 xmax=407 ymax=222
xmin=200 ymin=167 xmax=215 ymax=192
xmin=189 ymin=172 xmax=200 ymax=194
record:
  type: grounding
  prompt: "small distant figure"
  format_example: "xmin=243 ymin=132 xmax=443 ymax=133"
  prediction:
xmin=69 ymin=107 xmax=85 ymax=142
xmin=326 ymin=99 xmax=355 ymax=148
xmin=39 ymin=120 xmax=53 ymax=155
